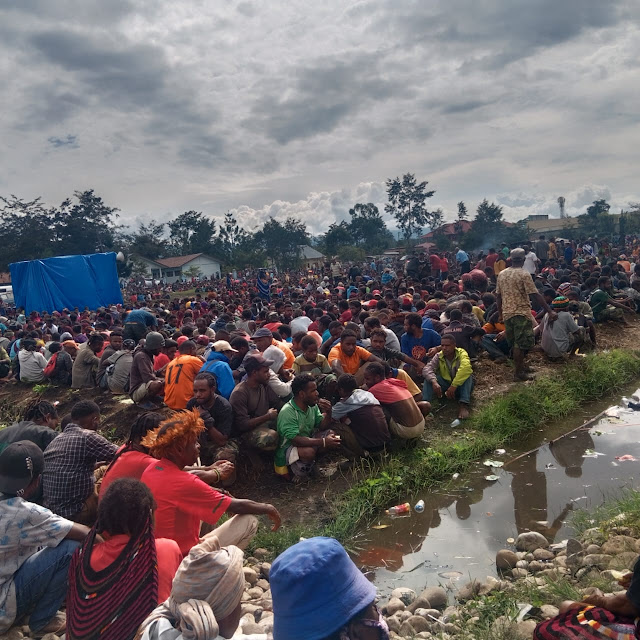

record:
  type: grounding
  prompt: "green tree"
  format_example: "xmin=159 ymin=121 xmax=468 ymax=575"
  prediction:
xmin=125 ymin=222 xmax=168 ymax=259
xmin=461 ymin=199 xmax=505 ymax=251
xmin=474 ymin=199 xmax=504 ymax=226
xmin=586 ymin=199 xmax=610 ymax=217
xmin=319 ymin=222 xmax=353 ymax=257
xmin=348 ymin=203 xmax=393 ymax=252
xmin=218 ymin=211 xmax=254 ymax=267
xmin=385 ymin=173 xmax=436 ymax=246
xmin=167 ymin=211 xmax=217 ymax=256
xmin=578 ymin=199 xmax=615 ymax=237
xmin=0 ymin=195 xmax=57 ymax=270
xmin=430 ymin=208 xmax=444 ymax=231
xmin=183 ymin=265 xmax=202 ymax=279
xmin=455 ymin=201 xmax=468 ymax=235
xmin=255 ymin=217 xmax=309 ymax=270
xmin=53 ymin=189 xmax=120 ymax=256
xmin=337 ymin=246 xmax=366 ymax=262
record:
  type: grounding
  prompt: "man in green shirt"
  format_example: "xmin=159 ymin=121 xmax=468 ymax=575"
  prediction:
xmin=274 ymin=373 xmax=341 ymax=481
xmin=590 ymin=276 xmax=633 ymax=325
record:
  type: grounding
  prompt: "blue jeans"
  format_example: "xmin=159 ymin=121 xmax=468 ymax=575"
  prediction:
xmin=14 ymin=539 xmax=79 ymax=631
xmin=423 ymin=374 xmax=474 ymax=404
xmin=481 ymin=334 xmax=510 ymax=359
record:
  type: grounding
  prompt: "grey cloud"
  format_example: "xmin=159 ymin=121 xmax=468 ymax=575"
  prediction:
xmin=18 ymin=86 xmax=87 ymax=129
xmin=0 ymin=0 xmax=138 ymax=24
xmin=441 ymin=100 xmax=494 ymax=114
xmin=248 ymin=52 xmax=406 ymax=144
xmin=47 ymin=134 xmax=78 ymax=149
xmin=236 ymin=1 xmax=257 ymax=17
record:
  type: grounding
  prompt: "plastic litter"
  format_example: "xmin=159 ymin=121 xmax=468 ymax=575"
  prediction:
xmin=545 ymin=463 xmax=556 ymax=469
xmin=583 ymin=449 xmax=604 ymax=458
xmin=371 ymin=524 xmax=391 ymax=530
xmin=483 ymin=460 xmax=504 ymax=467
xmin=452 ymin=473 xmax=460 ymax=479
xmin=485 ymin=474 xmax=500 ymax=481
xmin=385 ymin=502 xmax=411 ymax=516
xmin=629 ymin=401 xmax=640 ymax=411
xmin=494 ymin=449 xmax=506 ymax=455
xmin=506 ymin=537 xmax=515 ymax=544
xmin=450 ymin=418 xmax=461 ymax=428
xmin=615 ymin=454 xmax=637 ymax=462
xmin=414 ymin=500 xmax=425 ymax=513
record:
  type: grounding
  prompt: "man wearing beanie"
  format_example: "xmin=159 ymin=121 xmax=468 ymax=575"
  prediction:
xmin=0 ymin=441 xmax=92 ymax=637
xmin=270 ymin=536 xmax=388 ymax=640
xmin=539 ymin=296 xmax=584 ymax=359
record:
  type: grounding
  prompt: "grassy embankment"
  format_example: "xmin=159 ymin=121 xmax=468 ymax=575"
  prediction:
xmin=249 ymin=349 xmax=640 ymax=555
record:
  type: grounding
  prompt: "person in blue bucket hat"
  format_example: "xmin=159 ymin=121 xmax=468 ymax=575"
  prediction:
xmin=270 ymin=536 xmax=389 ymax=640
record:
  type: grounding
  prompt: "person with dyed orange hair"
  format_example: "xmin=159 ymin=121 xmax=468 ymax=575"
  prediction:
xmin=140 ymin=410 xmax=281 ymax=556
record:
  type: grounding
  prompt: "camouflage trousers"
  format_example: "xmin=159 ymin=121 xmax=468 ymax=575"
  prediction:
xmin=242 ymin=423 xmax=278 ymax=451
xmin=199 ymin=438 xmax=240 ymax=466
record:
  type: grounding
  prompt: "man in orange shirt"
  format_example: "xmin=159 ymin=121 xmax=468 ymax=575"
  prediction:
xmin=328 ymin=330 xmax=381 ymax=379
xmin=164 ymin=340 xmax=205 ymax=410
xmin=252 ymin=328 xmax=294 ymax=369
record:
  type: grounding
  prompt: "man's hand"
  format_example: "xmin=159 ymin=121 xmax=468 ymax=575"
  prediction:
xmin=548 ymin=310 xmax=558 ymax=321
xmin=280 ymin=368 xmax=293 ymax=382
xmin=431 ymin=382 xmax=443 ymax=398
xmin=317 ymin=398 xmax=332 ymax=413
xmin=325 ymin=434 xmax=342 ymax=449
xmin=212 ymin=460 xmax=234 ymax=481
xmin=445 ymin=385 xmax=457 ymax=400
xmin=495 ymin=331 xmax=506 ymax=341
xmin=426 ymin=347 xmax=441 ymax=358
xmin=265 ymin=504 xmax=281 ymax=531
xmin=266 ymin=408 xmax=278 ymax=421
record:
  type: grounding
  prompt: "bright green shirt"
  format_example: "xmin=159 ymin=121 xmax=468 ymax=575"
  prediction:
xmin=274 ymin=398 xmax=323 ymax=468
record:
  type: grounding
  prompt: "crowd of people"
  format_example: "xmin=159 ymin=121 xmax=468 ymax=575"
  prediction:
xmin=1 ymin=233 xmax=640 ymax=637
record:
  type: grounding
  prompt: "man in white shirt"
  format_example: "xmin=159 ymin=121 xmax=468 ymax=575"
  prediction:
xmin=523 ymin=246 xmax=539 ymax=275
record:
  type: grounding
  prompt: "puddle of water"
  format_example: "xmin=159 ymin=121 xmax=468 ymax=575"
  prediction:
xmin=355 ymin=385 xmax=640 ymax=599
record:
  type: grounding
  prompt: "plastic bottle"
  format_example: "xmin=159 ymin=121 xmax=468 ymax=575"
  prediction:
xmin=414 ymin=500 xmax=425 ymax=513
xmin=385 ymin=502 xmax=411 ymax=516
xmin=450 ymin=418 xmax=461 ymax=428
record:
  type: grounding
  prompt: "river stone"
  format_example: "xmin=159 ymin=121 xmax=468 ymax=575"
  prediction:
xmin=496 ymin=549 xmax=519 ymax=571
xmin=602 ymin=536 xmax=638 ymax=555
xmin=256 ymin=579 xmax=270 ymax=591
xmin=478 ymin=576 xmax=501 ymax=596
xmin=533 ymin=549 xmax=555 ymax=561
xmin=407 ymin=615 xmax=431 ymax=633
xmin=582 ymin=554 xmax=613 ymax=570
xmin=456 ymin=580 xmax=481 ymax=602
xmin=567 ymin=538 xmax=584 ymax=555
xmin=259 ymin=615 xmax=274 ymax=633
xmin=515 ymin=560 xmax=529 ymax=569
xmin=528 ymin=561 xmax=545 ymax=573
xmin=0 ymin=631 xmax=24 ymax=640
xmin=385 ymin=616 xmax=401 ymax=633
xmin=243 ymin=567 xmax=258 ymax=585
xmin=516 ymin=532 xmax=549 ymax=551
xmin=241 ymin=603 xmax=260 ymax=617
xmin=259 ymin=562 xmax=271 ymax=579
xmin=442 ymin=605 xmax=460 ymax=622
xmin=609 ymin=552 xmax=640 ymax=571
xmin=399 ymin=621 xmax=416 ymax=637
xmin=40 ymin=635 xmax=59 ymax=640
xmin=391 ymin=587 xmax=417 ymax=605
xmin=517 ymin=620 xmax=539 ymax=639
xmin=581 ymin=587 xmax=605 ymax=598
xmin=415 ymin=608 xmax=442 ymax=620
xmin=511 ymin=568 xmax=529 ymax=579
xmin=585 ymin=544 xmax=602 ymax=555
xmin=491 ymin=615 xmax=516 ymax=637
xmin=417 ymin=586 xmax=447 ymax=610
xmin=246 ymin=586 xmax=264 ymax=599
xmin=397 ymin=609 xmax=412 ymax=622
xmin=253 ymin=548 xmax=270 ymax=560
xmin=540 ymin=604 xmax=560 ymax=619
xmin=582 ymin=528 xmax=606 ymax=546
xmin=386 ymin=597 xmax=406 ymax=615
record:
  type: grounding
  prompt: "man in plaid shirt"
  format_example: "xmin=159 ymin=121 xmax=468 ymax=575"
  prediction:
xmin=42 ymin=400 xmax=117 ymax=525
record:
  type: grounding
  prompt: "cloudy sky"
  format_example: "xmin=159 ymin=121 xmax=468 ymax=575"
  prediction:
xmin=2 ymin=0 xmax=639 ymax=237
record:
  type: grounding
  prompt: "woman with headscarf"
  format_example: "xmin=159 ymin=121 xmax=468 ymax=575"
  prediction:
xmin=137 ymin=536 xmax=264 ymax=640
xmin=66 ymin=478 xmax=182 ymax=640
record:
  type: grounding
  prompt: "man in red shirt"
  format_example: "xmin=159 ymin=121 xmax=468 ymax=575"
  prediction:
xmin=141 ymin=410 xmax=280 ymax=556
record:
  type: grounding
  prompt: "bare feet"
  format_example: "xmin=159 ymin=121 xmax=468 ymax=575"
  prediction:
xmin=458 ymin=404 xmax=470 ymax=420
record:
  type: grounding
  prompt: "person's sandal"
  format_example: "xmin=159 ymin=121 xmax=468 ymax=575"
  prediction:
xmin=31 ymin=611 xmax=66 ymax=638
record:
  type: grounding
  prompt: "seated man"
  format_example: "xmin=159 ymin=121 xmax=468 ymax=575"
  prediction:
xmin=187 ymin=372 xmax=237 ymax=480
xmin=422 ymin=333 xmax=474 ymax=419
xmin=444 ymin=309 xmax=485 ymax=359
xmin=96 ymin=329 xmax=123 ymax=388
xmin=42 ymin=400 xmax=118 ymax=525
xmin=0 ymin=442 xmax=92 ymax=637
xmin=274 ymin=373 xmax=341 ymax=480
xmin=164 ymin=340 xmax=204 ymax=410
xmin=292 ymin=334 xmax=337 ymax=399
xmin=229 ymin=353 xmax=284 ymax=452
xmin=140 ymin=410 xmax=281 ymax=556
xmin=104 ymin=338 xmax=135 ymax=394
xmin=363 ymin=362 xmax=426 ymax=439
xmin=0 ymin=400 xmax=59 ymax=454
xmin=367 ymin=327 xmax=423 ymax=370
xmin=129 ymin=331 xmax=165 ymax=408
xmin=539 ymin=296 xmax=584 ymax=359
xmin=400 ymin=312 xmax=441 ymax=371
xmin=331 ymin=374 xmax=391 ymax=456
xmin=328 ymin=330 xmax=380 ymax=380
xmin=44 ymin=342 xmax=74 ymax=386
xmin=71 ymin=333 xmax=105 ymax=388
xmin=590 ymin=275 xmax=633 ymax=325
xmin=199 ymin=339 xmax=237 ymax=399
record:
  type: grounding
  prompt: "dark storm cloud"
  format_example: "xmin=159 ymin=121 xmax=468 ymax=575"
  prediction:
xmin=249 ymin=52 xmax=406 ymax=145
xmin=47 ymin=134 xmax=78 ymax=149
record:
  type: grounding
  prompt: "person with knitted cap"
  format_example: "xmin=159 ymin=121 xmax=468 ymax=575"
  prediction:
xmin=0 ymin=441 xmax=92 ymax=637
xmin=140 ymin=410 xmax=281 ymax=556
xmin=130 ymin=331 xmax=165 ymax=409
xmin=270 ymin=536 xmax=388 ymax=640
xmin=137 ymin=536 xmax=252 ymax=640
xmin=539 ymin=296 xmax=584 ymax=359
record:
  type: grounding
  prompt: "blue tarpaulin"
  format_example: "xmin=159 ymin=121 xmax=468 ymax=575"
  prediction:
xmin=9 ymin=253 xmax=124 ymax=313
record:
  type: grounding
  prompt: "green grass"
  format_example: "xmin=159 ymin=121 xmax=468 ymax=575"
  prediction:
xmin=248 ymin=349 xmax=640 ymax=556
xmin=571 ymin=489 xmax=640 ymax=537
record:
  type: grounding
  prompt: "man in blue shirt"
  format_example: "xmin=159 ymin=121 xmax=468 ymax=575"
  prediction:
xmin=455 ymin=247 xmax=470 ymax=274
xmin=401 ymin=313 xmax=441 ymax=370
xmin=123 ymin=308 xmax=157 ymax=343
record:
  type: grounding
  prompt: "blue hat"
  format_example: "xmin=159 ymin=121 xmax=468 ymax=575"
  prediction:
xmin=270 ymin=537 xmax=376 ymax=640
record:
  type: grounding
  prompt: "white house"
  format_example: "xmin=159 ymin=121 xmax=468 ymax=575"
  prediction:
xmin=133 ymin=253 xmax=222 ymax=283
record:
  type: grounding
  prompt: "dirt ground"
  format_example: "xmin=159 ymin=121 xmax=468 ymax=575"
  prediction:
xmin=1 ymin=316 xmax=640 ymax=528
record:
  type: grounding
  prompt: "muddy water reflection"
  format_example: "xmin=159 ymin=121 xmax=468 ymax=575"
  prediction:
xmin=356 ymin=392 xmax=640 ymax=599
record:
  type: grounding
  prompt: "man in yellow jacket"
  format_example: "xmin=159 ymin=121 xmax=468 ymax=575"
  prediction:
xmin=421 ymin=334 xmax=474 ymax=419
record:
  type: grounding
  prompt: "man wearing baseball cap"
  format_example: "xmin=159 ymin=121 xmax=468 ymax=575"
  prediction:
xmin=229 ymin=353 xmax=284 ymax=452
xmin=199 ymin=339 xmax=238 ymax=400
xmin=0 ymin=441 xmax=92 ymax=637
xmin=271 ymin=537 xmax=388 ymax=640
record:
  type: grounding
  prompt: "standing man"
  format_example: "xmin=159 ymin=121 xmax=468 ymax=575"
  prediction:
xmin=536 ymin=235 xmax=550 ymax=267
xmin=523 ymin=245 xmax=539 ymax=275
xmin=455 ymin=247 xmax=471 ymax=275
xmin=496 ymin=248 xmax=556 ymax=381
xmin=123 ymin=307 xmax=157 ymax=343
